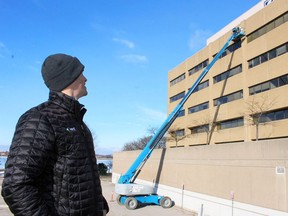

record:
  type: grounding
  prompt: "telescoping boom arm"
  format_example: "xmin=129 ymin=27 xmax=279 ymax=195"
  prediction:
xmin=118 ymin=27 xmax=245 ymax=185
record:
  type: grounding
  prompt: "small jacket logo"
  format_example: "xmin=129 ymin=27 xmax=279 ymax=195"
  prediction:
xmin=66 ymin=127 xmax=77 ymax=132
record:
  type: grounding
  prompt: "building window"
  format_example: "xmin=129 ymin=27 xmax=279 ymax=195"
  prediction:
xmin=214 ymin=40 xmax=242 ymax=59
xmin=170 ymin=91 xmax=185 ymax=103
xmin=221 ymin=40 xmax=241 ymax=58
xmin=170 ymin=73 xmax=186 ymax=86
xmin=188 ymin=101 xmax=209 ymax=114
xmin=258 ymin=108 xmax=288 ymax=123
xmin=247 ymin=12 xmax=288 ymax=43
xmin=174 ymin=129 xmax=185 ymax=137
xmin=217 ymin=117 xmax=244 ymax=130
xmin=214 ymin=90 xmax=243 ymax=106
xmin=248 ymin=43 xmax=288 ymax=68
xmin=177 ymin=109 xmax=185 ymax=118
xmin=213 ymin=65 xmax=242 ymax=84
xmin=190 ymin=80 xmax=209 ymax=93
xmin=190 ymin=124 xmax=209 ymax=134
xmin=249 ymin=74 xmax=288 ymax=95
xmin=188 ymin=59 xmax=209 ymax=76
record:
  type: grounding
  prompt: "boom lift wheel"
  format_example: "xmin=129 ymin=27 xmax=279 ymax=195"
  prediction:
xmin=116 ymin=195 xmax=123 ymax=205
xmin=125 ymin=197 xmax=138 ymax=210
xmin=160 ymin=196 xmax=172 ymax=208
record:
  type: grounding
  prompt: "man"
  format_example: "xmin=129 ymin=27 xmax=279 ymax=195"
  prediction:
xmin=1 ymin=54 xmax=109 ymax=216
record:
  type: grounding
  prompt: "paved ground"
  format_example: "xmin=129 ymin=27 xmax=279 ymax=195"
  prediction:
xmin=0 ymin=177 xmax=12 ymax=216
xmin=0 ymin=177 xmax=193 ymax=216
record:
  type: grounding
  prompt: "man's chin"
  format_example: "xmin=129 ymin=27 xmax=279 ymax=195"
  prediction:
xmin=78 ymin=91 xmax=88 ymax=99
xmin=82 ymin=91 xmax=88 ymax=97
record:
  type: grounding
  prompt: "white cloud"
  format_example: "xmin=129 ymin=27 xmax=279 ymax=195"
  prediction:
xmin=113 ymin=38 xmax=135 ymax=49
xmin=188 ymin=29 xmax=212 ymax=52
xmin=138 ymin=106 xmax=167 ymax=123
xmin=119 ymin=54 xmax=148 ymax=64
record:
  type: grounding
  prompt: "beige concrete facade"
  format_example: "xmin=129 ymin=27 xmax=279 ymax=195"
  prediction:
xmin=112 ymin=139 xmax=288 ymax=215
xmin=167 ymin=0 xmax=288 ymax=148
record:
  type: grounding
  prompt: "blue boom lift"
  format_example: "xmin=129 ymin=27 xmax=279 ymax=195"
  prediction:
xmin=115 ymin=27 xmax=245 ymax=210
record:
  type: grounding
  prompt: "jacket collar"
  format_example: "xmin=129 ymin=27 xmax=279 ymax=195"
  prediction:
xmin=48 ymin=91 xmax=86 ymax=119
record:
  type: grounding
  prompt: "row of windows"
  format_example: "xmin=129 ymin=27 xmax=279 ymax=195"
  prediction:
xmin=189 ymin=107 xmax=288 ymax=134
xmin=170 ymin=91 xmax=185 ymax=103
xmin=249 ymin=74 xmax=288 ymax=95
xmin=174 ymin=73 xmax=288 ymax=118
xmin=191 ymin=80 xmax=209 ymax=93
xmin=217 ymin=117 xmax=244 ymax=130
xmin=219 ymin=40 xmax=242 ymax=59
xmin=188 ymin=101 xmax=209 ymax=114
xmin=170 ymin=60 xmax=209 ymax=89
xmin=176 ymin=90 xmax=243 ymax=118
xmin=214 ymin=90 xmax=243 ymax=106
xmin=175 ymin=107 xmax=288 ymax=137
xmin=190 ymin=124 xmax=209 ymax=134
xmin=188 ymin=59 xmax=209 ymax=76
xmin=183 ymin=117 xmax=244 ymax=137
xmin=257 ymin=108 xmax=288 ymax=123
xmin=180 ymin=41 xmax=241 ymax=86
xmin=247 ymin=12 xmax=288 ymax=43
xmin=213 ymin=65 xmax=242 ymax=84
xmin=170 ymin=80 xmax=209 ymax=103
xmin=170 ymin=73 xmax=185 ymax=87
xmin=189 ymin=118 xmax=244 ymax=132
xmin=248 ymin=43 xmax=288 ymax=69
xmin=171 ymin=63 xmax=286 ymax=105
xmin=171 ymin=42 xmax=286 ymax=91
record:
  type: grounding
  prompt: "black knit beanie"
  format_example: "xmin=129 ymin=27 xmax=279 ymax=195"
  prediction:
xmin=41 ymin=53 xmax=84 ymax=91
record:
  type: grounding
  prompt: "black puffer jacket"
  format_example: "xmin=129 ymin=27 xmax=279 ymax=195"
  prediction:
xmin=2 ymin=91 xmax=109 ymax=216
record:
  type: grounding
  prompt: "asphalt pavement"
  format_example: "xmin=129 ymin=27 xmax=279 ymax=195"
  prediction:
xmin=0 ymin=177 xmax=12 ymax=216
xmin=0 ymin=177 xmax=193 ymax=216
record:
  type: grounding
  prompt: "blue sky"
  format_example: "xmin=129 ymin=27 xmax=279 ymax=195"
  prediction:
xmin=0 ymin=0 xmax=260 ymax=154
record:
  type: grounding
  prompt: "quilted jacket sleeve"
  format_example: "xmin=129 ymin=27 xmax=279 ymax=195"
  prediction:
xmin=1 ymin=110 xmax=55 ymax=216
xmin=103 ymin=196 xmax=109 ymax=213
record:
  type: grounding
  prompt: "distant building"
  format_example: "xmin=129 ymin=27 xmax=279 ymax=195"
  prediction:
xmin=167 ymin=0 xmax=288 ymax=148
xmin=0 ymin=151 xmax=9 ymax=156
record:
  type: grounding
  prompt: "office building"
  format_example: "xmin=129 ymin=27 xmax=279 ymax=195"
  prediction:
xmin=167 ymin=0 xmax=288 ymax=148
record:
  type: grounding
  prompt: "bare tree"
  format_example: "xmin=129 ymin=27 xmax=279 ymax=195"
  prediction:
xmin=190 ymin=117 xmax=217 ymax=145
xmin=122 ymin=136 xmax=151 ymax=151
xmin=147 ymin=126 xmax=166 ymax=149
xmin=245 ymin=95 xmax=277 ymax=141
xmin=122 ymin=126 xmax=166 ymax=151
xmin=166 ymin=126 xmax=188 ymax=147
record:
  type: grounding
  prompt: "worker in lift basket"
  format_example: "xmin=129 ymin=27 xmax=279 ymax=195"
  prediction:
xmin=1 ymin=53 xmax=109 ymax=216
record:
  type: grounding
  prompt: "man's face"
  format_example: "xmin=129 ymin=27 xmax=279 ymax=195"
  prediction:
xmin=71 ymin=73 xmax=88 ymax=99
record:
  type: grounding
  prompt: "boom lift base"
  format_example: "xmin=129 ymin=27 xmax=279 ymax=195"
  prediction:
xmin=117 ymin=194 xmax=173 ymax=210
xmin=115 ymin=183 xmax=154 ymax=195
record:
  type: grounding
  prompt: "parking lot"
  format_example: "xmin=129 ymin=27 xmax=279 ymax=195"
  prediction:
xmin=0 ymin=177 xmax=193 ymax=216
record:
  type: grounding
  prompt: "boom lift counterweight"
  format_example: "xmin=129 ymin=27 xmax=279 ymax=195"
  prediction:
xmin=115 ymin=27 xmax=245 ymax=210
